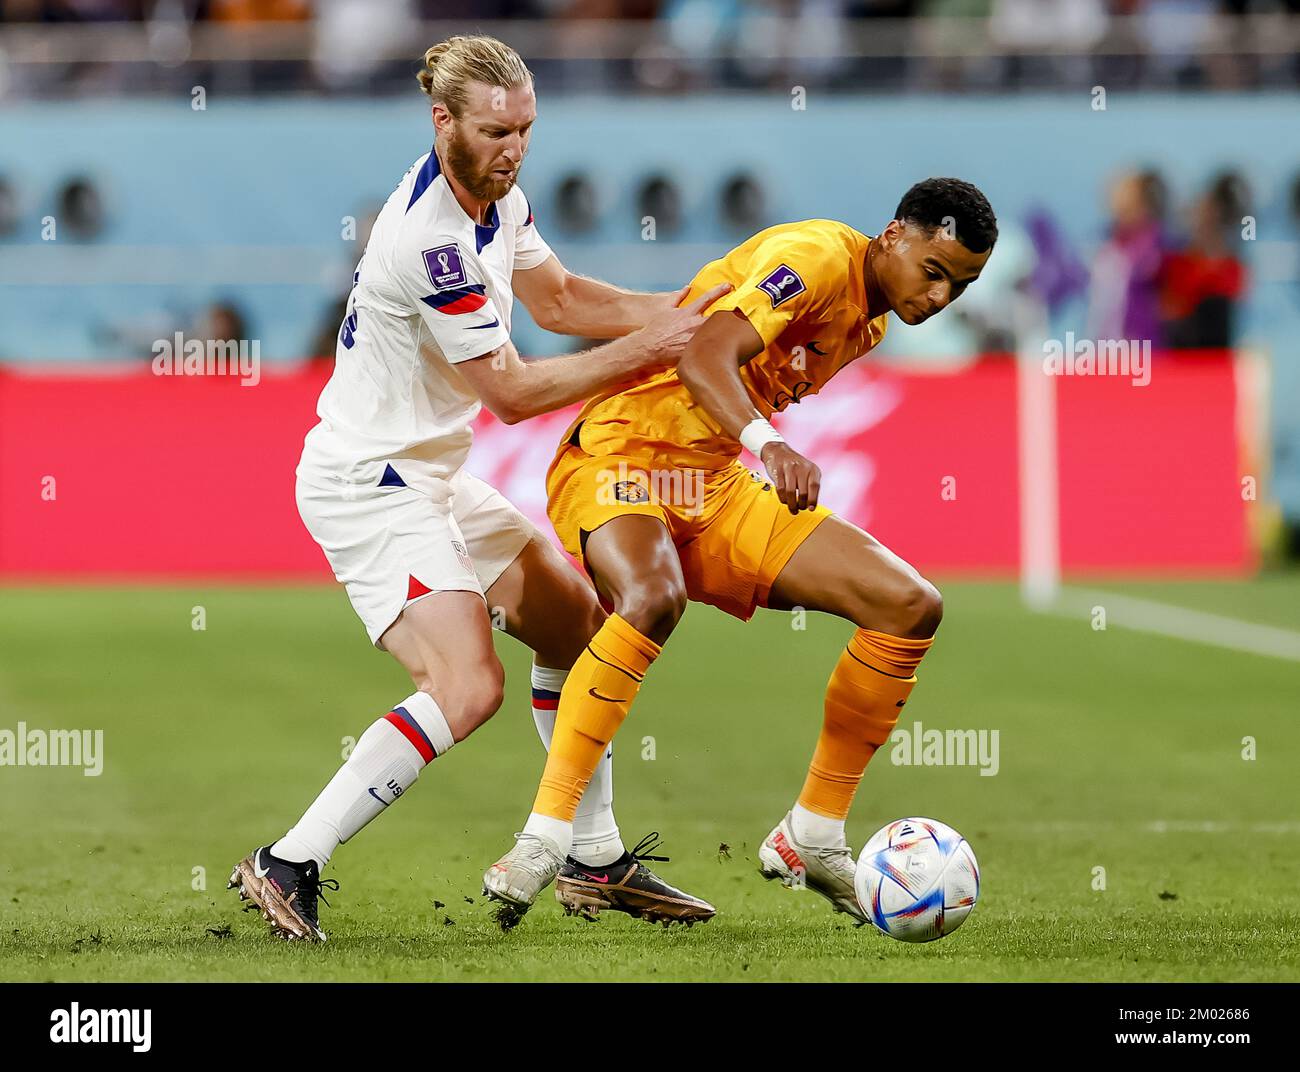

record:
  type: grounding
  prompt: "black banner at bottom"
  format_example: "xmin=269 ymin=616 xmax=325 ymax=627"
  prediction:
xmin=0 ymin=981 xmax=1291 ymax=1057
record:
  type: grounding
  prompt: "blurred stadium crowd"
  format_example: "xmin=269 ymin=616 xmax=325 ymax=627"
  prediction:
xmin=3 ymin=1 xmax=1299 ymax=95
xmin=7 ymin=0 xmax=1299 ymax=23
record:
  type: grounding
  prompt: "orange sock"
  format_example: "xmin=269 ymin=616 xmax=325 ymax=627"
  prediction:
xmin=532 ymin=614 xmax=660 ymax=822
xmin=797 ymin=628 xmax=934 ymax=820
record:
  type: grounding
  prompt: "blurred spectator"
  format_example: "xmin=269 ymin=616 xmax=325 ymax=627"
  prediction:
xmin=1141 ymin=0 xmax=1218 ymax=87
xmin=990 ymin=0 xmax=1107 ymax=88
xmin=1024 ymin=207 xmax=1089 ymax=318
xmin=541 ymin=0 xmax=662 ymax=13
xmin=731 ymin=0 xmax=851 ymax=89
xmin=847 ymin=0 xmax=920 ymax=16
xmin=1087 ymin=169 xmax=1168 ymax=346
xmin=204 ymin=0 xmax=310 ymax=21
xmin=1160 ymin=174 xmax=1248 ymax=349
xmin=415 ymin=1 xmax=545 ymax=14
xmin=309 ymin=295 xmax=349 ymax=361
xmin=194 ymin=301 xmax=249 ymax=348
xmin=5 ymin=0 xmax=146 ymax=20
xmin=309 ymin=202 xmax=379 ymax=360
xmin=311 ymin=0 xmax=418 ymax=92
xmin=57 ymin=175 xmax=108 ymax=240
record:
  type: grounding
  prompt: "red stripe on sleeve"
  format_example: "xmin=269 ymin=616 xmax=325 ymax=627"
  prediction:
xmin=438 ymin=292 xmax=488 ymax=316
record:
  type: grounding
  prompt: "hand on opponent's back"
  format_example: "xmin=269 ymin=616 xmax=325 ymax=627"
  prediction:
xmin=630 ymin=282 xmax=733 ymax=370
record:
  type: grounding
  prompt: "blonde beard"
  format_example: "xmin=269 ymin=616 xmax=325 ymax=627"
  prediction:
xmin=444 ymin=130 xmax=518 ymax=203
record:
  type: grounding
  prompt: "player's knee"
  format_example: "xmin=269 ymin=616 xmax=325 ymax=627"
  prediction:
xmin=851 ymin=569 xmax=942 ymax=638
xmin=420 ymin=660 xmax=505 ymax=742
xmin=615 ymin=576 xmax=687 ymax=644
xmin=449 ymin=681 xmax=505 ymax=742
xmin=896 ymin=576 xmax=943 ymax=638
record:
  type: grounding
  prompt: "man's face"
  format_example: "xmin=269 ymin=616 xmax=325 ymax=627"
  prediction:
xmin=434 ymin=80 xmax=536 ymax=203
xmin=874 ymin=220 xmax=991 ymax=325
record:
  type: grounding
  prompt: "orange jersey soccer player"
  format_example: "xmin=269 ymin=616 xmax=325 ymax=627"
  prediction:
xmin=483 ymin=178 xmax=996 ymax=923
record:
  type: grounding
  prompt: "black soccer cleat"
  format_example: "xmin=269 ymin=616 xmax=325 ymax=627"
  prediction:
xmin=228 ymin=845 xmax=338 ymax=943
xmin=555 ymin=832 xmax=716 ymax=927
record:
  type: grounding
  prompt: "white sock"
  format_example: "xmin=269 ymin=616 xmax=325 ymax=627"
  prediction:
xmin=522 ymin=811 xmax=574 ymax=858
xmin=531 ymin=663 xmax=624 ymax=866
xmin=272 ymin=692 xmax=454 ymax=869
xmin=791 ymin=801 xmax=846 ymax=848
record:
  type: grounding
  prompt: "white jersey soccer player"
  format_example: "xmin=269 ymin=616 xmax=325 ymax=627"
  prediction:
xmin=294 ymin=148 xmax=552 ymax=646
xmin=229 ymin=35 xmax=724 ymax=940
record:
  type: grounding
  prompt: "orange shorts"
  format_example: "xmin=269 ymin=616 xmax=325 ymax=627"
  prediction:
xmin=546 ymin=441 xmax=831 ymax=621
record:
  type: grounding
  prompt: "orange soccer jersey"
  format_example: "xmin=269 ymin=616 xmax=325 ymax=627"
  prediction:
xmin=547 ymin=218 xmax=890 ymax=619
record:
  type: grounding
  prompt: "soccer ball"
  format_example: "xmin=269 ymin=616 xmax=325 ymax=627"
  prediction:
xmin=855 ymin=817 xmax=979 ymax=942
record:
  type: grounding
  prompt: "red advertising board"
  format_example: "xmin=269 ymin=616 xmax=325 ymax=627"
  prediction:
xmin=0 ymin=354 xmax=1249 ymax=580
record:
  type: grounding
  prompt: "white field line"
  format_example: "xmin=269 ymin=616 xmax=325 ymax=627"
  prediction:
xmin=1018 ymin=820 xmax=1300 ymax=835
xmin=1051 ymin=587 xmax=1300 ymax=663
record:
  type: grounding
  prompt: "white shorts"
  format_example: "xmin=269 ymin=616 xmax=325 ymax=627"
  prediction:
xmin=296 ymin=468 xmax=536 ymax=648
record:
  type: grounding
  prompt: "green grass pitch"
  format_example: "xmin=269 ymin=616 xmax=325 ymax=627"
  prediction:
xmin=1 ymin=576 xmax=1298 ymax=981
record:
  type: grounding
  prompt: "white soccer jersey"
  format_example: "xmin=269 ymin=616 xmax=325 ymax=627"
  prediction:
xmin=299 ymin=147 xmax=554 ymax=497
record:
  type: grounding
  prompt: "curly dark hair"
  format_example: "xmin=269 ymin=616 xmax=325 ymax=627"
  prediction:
xmin=895 ymin=178 xmax=998 ymax=254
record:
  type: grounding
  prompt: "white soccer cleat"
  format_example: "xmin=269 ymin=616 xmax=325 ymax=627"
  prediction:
xmin=482 ymin=832 xmax=565 ymax=922
xmin=758 ymin=812 xmax=868 ymax=923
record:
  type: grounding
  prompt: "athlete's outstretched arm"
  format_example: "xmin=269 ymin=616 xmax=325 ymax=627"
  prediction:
xmin=513 ymin=254 xmax=689 ymax=339
xmin=677 ymin=309 xmax=822 ymax=514
xmin=456 ymin=283 xmax=730 ymax=424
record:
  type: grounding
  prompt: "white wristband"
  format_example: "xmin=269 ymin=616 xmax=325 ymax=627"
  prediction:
xmin=739 ymin=418 xmax=784 ymax=457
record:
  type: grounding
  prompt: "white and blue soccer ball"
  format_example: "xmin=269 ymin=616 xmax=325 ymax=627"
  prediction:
xmin=854 ymin=817 xmax=979 ymax=942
